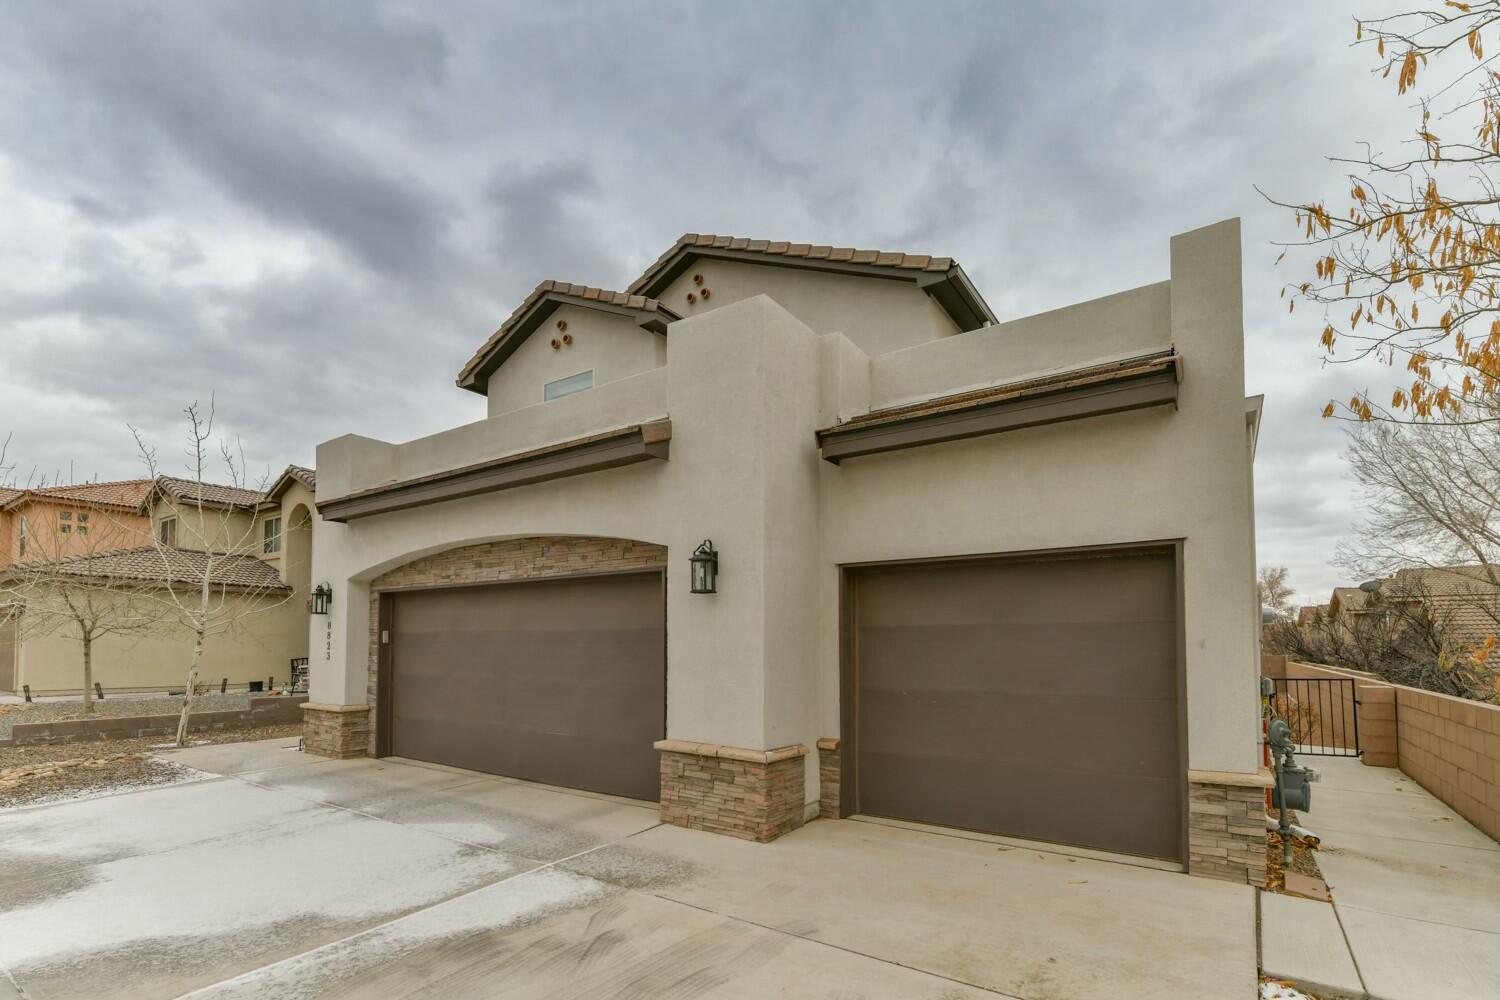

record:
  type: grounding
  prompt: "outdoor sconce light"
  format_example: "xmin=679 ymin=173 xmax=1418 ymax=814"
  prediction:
xmin=309 ymin=583 xmax=333 ymax=615
xmin=689 ymin=540 xmax=719 ymax=594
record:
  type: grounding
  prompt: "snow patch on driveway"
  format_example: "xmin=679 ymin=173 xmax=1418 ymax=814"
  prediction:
xmin=0 ymin=780 xmax=518 ymax=974
xmin=183 ymin=867 xmax=606 ymax=998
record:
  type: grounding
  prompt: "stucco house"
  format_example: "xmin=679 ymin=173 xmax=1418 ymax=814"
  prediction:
xmin=304 ymin=219 xmax=1266 ymax=884
xmin=0 ymin=480 xmax=154 ymax=569
xmin=0 ymin=467 xmax=317 ymax=696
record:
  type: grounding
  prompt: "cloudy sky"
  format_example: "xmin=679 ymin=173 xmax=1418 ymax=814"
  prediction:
xmin=0 ymin=2 xmax=1413 ymax=603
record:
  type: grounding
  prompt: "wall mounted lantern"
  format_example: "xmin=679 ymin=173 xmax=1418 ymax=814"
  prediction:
xmin=689 ymin=540 xmax=719 ymax=594
xmin=309 ymin=583 xmax=334 ymax=615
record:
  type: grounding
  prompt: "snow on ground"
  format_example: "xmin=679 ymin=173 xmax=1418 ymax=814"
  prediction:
xmin=0 ymin=779 xmax=519 ymax=974
xmin=10 ymin=762 xmax=215 ymax=809
xmin=181 ymin=867 xmax=607 ymax=998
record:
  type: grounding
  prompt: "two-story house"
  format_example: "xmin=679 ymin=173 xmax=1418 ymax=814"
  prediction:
xmin=305 ymin=220 xmax=1266 ymax=885
xmin=0 ymin=467 xmax=317 ymax=697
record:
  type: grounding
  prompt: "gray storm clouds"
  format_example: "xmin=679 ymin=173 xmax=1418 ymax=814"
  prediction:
xmin=0 ymin=2 xmax=1403 ymax=602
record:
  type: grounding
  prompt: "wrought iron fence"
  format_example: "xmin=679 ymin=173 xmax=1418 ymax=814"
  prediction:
xmin=1269 ymin=677 xmax=1361 ymax=757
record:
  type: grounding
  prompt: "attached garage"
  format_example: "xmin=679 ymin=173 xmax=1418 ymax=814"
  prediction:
xmin=845 ymin=546 xmax=1183 ymax=862
xmin=380 ymin=569 xmax=666 ymax=801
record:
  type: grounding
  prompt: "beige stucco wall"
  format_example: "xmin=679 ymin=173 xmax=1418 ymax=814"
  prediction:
xmin=311 ymin=217 xmax=1262 ymax=804
xmin=659 ymin=259 xmax=962 ymax=358
xmin=485 ymin=303 xmax=668 ymax=418
xmin=153 ymin=498 xmax=260 ymax=556
xmin=13 ymin=587 xmax=306 ymax=696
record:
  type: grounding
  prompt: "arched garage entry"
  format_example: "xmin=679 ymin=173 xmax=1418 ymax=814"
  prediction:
xmin=369 ymin=535 xmax=666 ymax=801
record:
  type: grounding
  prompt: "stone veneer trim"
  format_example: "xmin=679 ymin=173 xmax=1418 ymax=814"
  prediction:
xmin=302 ymin=702 xmax=373 ymax=760
xmin=816 ymin=737 xmax=841 ymax=819
xmin=1187 ymin=771 xmax=1270 ymax=887
xmin=657 ymin=741 xmax=807 ymax=843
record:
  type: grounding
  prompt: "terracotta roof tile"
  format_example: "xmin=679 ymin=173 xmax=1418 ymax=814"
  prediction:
xmin=6 ymin=479 xmax=153 ymax=511
xmin=153 ymin=476 xmax=267 ymax=510
xmin=12 ymin=546 xmax=290 ymax=593
xmin=627 ymin=233 xmax=957 ymax=296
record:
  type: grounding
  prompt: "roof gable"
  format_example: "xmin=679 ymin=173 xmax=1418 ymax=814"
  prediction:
xmin=458 ymin=281 xmax=679 ymax=395
xmin=628 ymin=234 xmax=995 ymax=333
xmin=263 ymin=465 xmax=316 ymax=506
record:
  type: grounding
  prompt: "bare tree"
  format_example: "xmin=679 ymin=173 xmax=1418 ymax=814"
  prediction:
xmin=132 ymin=399 xmax=291 ymax=746
xmin=0 ymin=500 xmax=167 ymax=711
xmin=1272 ymin=2 xmax=1500 ymax=425
xmin=1265 ymin=570 xmax=1499 ymax=701
xmin=1257 ymin=565 xmax=1295 ymax=617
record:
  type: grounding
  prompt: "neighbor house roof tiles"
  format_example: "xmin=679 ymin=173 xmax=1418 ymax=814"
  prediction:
xmin=16 ymin=545 xmax=290 ymax=593
xmin=148 ymin=476 xmax=268 ymax=511
xmin=1 ymin=479 xmax=153 ymax=512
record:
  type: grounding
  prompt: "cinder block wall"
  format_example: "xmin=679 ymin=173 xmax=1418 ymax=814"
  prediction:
xmin=1394 ymin=687 xmax=1500 ymax=843
xmin=1262 ymin=656 xmax=1499 ymax=844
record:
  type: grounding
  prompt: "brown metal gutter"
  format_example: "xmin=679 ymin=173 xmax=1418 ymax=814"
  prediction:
xmin=318 ymin=419 xmax=671 ymax=523
xmin=816 ymin=353 xmax=1180 ymax=464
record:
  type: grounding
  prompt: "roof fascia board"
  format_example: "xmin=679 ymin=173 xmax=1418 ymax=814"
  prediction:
xmin=817 ymin=370 xmax=1178 ymax=464
xmin=319 ymin=419 xmax=672 ymax=523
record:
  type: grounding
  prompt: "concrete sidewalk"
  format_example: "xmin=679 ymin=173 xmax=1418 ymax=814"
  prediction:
xmin=0 ymin=737 xmax=1259 ymax=999
xmin=1259 ymin=756 xmax=1500 ymax=1000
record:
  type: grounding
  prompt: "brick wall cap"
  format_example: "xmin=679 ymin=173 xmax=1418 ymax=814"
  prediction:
xmin=301 ymin=703 xmax=372 ymax=714
xmin=654 ymin=739 xmax=808 ymax=764
xmin=816 ymin=737 xmax=840 ymax=751
xmin=1188 ymin=767 xmax=1275 ymax=789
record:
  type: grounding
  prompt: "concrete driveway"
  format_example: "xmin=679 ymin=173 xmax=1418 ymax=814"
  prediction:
xmin=0 ymin=738 xmax=1257 ymax=999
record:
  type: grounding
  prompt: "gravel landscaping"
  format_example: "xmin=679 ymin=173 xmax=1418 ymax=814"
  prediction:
xmin=0 ymin=693 xmax=260 ymax=739
xmin=0 ymin=724 xmax=301 ymax=808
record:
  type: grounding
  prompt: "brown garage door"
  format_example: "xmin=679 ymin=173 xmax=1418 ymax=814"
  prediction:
xmin=387 ymin=571 xmax=665 ymax=801
xmin=851 ymin=548 xmax=1181 ymax=860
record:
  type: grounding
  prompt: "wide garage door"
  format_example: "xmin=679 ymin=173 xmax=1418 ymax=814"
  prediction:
xmin=388 ymin=571 xmax=665 ymax=801
xmin=851 ymin=549 xmax=1181 ymax=861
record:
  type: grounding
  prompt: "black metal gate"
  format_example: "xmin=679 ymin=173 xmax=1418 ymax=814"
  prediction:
xmin=1269 ymin=677 xmax=1361 ymax=757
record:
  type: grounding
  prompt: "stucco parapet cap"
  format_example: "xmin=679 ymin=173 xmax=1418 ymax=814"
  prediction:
xmin=816 ymin=737 xmax=840 ymax=751
xmin=654 ymin=739 xmax=808 ymax=764
xmin=301 ymin=703 xmax=372 ymax=714
xmin=819 ymin=351 xmax=1181 ymax=437
xmin=317 ymin=418 xmax=672 ymax=522
xmin=1187 ymin=767 xmax=1275 ymax=789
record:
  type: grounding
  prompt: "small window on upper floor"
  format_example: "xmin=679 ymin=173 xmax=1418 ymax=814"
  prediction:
xmin=58 ymin=511 xmax=71 ymax=521
xmin=263 ymin=516 xmax=282 ymax=554
xmin=159 ymin=517 xmax=177 ymax=547
xmin=544 ymin=370 xmax=593 ymax=402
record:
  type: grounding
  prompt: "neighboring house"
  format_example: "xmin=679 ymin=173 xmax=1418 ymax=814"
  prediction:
xmin=306 ymin=220 xmax=1264 ymax=884
xmin=1322 ymin=566 xmax=1500 ymax=652
xmin=0 ymin=480 xmax=154 ymax=568
xmin=0 ymin=467 xmax=316 ymax=696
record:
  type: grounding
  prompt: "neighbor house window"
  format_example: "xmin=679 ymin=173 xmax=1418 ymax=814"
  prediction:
xmin=544 ymin=370 xmax=593 ymax=401
xmin=159 ymin=517 xmax=177 ymax=547
xmin=58 ymin=511 xmax=71 ymax=521
xmin=77 ymin=513 xmax=89 ymax=524
xmin=263 ymin=516 xmax=282 ymax=554
xmin=60 ymin=524 xmax=71 ymax=534
xmin=17 ymin=516 xmax=27 ymax=557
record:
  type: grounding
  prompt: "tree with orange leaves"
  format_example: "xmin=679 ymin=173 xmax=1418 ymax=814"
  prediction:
xmin=1276 ymin=2 xmax=1500 ymax=423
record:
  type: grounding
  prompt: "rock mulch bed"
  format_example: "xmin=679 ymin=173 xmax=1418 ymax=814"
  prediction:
xmin=0 ymin=692 xmax=258 ymax=739
xmin=0 ymin=724 xmax=301 ymax=808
